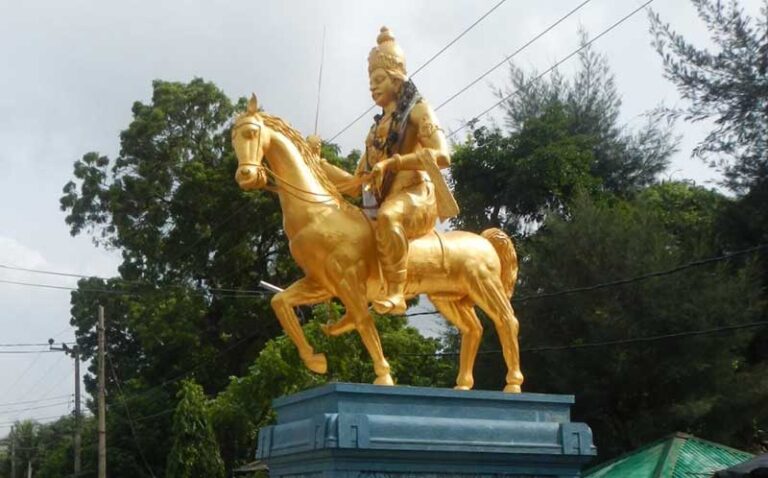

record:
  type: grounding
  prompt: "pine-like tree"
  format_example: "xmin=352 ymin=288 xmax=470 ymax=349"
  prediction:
xmin=166 ymin=380 xmax=224 ymax=478
xmin=649 ymin=0 xmax=768 ymax=192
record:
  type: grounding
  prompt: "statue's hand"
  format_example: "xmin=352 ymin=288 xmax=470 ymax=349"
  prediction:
xmin=371 ymin=156 xmax=397 ymax=193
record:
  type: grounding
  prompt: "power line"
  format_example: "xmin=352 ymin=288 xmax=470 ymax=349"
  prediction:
xmin=2 ymin=243 xmax=766 ymax=316
xmin=0 ymin=264 xmax=270 ymax=297
xmin=0 ymin=395 xmax=72 ymax=408
xmin=448 ymin=0 xmax=656 ymax=139
xmin=513 ymin=243 xmax=768 ymax=303
xmin=0 ymin=415 xmax=67 ymax=428
xmin=0 ymin=342 xmax=74 ymax=348
xmin=435 ymin=0 xmax=594 ymax=112
xmin=403 ymin=321 xmax=768 ymax=357
xmin=0 ymin=349 xmax=58 ymax=354
xmin=404 ymin=243 xmax=768 ymax=317
xmin=132 ymin=408 xmax=174 ymax=423
xmin=0 ymin=401 xmax=72 ymax=416
xmin=411 ymin=0 xmax=509 ymax=78
xmin=107 ymin=355 xmax=157 ymax=478
xmin=327 ymin=0 xmax=510 ymax=142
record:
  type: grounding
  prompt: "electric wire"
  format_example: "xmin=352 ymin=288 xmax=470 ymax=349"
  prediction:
xmin=107 ymin=354 xmax=158 ymax=478
xmin=0 ymin=401 xmax=73 ymax=416
xmin=435 ymin=0 xmax=594 ymax=112
xmin=0 ymin=415 xmax=67 ymax=427
xmin=1 ymin=243 xmax=766 ymax=317
xmin=402 ymin=321 xmax=768 ymax=357
xmin=0 ymin=341 xmax=74 ymax=347
xmin=0 ymin=264 xmax=270 ymax=297
xmin=327 ymin=0 xmax=510 ymax=142
xmin=0 ymin=395 xmax=72 ymax=408
xmin=447 ymin=0 xmax=656 ymax=139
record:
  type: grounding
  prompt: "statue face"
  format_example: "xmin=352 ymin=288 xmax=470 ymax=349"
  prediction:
xmin=369 ymin=68 xmax=399 ymax=108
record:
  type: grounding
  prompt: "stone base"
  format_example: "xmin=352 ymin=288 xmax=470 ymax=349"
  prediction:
xmin=257 ymin=383 xmax=596 ymax=478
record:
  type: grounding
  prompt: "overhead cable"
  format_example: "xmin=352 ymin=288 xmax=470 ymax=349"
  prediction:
xmin=327 ymin=0 xmax=510 ymax=142
xmin=447 ymin=0 xmax=656 ymax=139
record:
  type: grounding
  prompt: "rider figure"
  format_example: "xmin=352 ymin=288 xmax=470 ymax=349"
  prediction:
xmin=318 ymin=26 xmax=458 ymax=315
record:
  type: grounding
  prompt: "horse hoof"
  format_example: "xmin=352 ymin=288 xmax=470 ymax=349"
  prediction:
xmin=372 ymin=296 xmax=407 ymax=315
xmin=503 ymin=384 xmax=522 ymax=393
xmin=454 ymin=385 xmax=471 ymax=391
xmin=303 ymin=353 xmax=328 ymax=374
xmin=373 ymin=374 xmax=394 ymax=386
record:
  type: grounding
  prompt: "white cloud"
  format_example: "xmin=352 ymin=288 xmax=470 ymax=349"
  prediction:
xmin=0 ymin=236 xmax=46 ymax=270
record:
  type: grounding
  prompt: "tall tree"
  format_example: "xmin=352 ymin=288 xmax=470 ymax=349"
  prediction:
xmin=498 ymin=184 xmax=766 ymax=458
xmin=60 ymin=78 xmax=292 ymax=477
xmin=451 ymin=33 xmax=677 ymax=234
xmin=649 ymin=0 xmax=768 ymax=192
xmin=166 ymin=380 xmax=224 ymax=478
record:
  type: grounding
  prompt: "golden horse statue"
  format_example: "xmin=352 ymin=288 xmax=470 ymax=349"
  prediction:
xmin=232 ymin=96 xmax=524 ymax=392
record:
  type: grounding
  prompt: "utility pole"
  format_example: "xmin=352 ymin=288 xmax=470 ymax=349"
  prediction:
xmin=10 ymin=425 xmax=16 ymax=478
xmin=48 ymin=339 xmax=81 ymax=476
xmin=98 ymin=305 xmax=106 ymax=478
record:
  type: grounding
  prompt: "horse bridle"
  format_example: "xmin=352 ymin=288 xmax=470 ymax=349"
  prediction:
xmin=233 ymin=118 xmax=341 ymax=204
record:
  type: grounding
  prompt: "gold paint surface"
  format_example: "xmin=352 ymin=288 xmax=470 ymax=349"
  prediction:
xmin=232 ymin=28 xmax=523 ymax=392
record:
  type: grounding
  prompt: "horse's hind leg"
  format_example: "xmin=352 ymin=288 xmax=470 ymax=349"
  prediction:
xmin=335 ymin=262 xmax=394 ymax=386
xmin=430 ymin=297 xmax=483 ymax=390
xmin=271 ymin=277 xmax=332 ymax=374
xmin=467 ymin=271 xmax=524 ymax=393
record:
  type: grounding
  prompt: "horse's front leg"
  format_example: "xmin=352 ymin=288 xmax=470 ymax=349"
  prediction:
xmin=271 ymin=277 xmax=332 ymax=374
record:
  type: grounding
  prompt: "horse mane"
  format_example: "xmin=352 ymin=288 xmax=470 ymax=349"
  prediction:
xmin=259 ymin=112 xmax=353 ymax=211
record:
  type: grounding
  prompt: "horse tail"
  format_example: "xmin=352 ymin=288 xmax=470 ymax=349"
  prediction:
xmin=481 ymin=228 xmax=518 ymax=298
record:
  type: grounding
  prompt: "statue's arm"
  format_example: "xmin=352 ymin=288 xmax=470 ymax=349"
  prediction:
xmin=320 ymin=157 xmax=365 ymax=198
xmin=393 ymin=101 xmax=451 ymax=170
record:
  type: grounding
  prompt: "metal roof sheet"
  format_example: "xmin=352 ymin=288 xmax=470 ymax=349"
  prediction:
xmin=583 ymin=432 xmax=754 ymax=478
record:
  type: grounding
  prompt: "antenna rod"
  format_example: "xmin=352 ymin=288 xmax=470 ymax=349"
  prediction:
xmin=313 ymin=25 xmax=326 ymax=136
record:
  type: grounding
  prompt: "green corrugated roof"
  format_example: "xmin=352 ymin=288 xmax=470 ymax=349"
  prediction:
xmin=583 ymin=433 xmax=754 ymax=478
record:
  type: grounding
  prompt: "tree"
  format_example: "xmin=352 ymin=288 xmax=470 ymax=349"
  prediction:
xmin=211 ymin=307 xmax=454 ymax=470
xmin=495 ymin=184 xmax=766 ymax=458
xmin=650 ymin=1 xmax=768 ymax=396
xmin=58 ymin=78 xmax=437 ymax=475
xmin=649 ymin=0 xmax=768 ymax=192
xmin=166 ymin=380 xmax=224 ymax=478
xmin=59 ymin=78 xmax=292 ymax=477
xmin=451 ymin=33 xmax=677 ymax=234
xmin=451 ymin=104 xmax=599 ymax=233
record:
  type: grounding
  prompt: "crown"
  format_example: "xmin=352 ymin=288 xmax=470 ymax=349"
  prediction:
xmin=368 ymin=26 xmax=407 ymax=79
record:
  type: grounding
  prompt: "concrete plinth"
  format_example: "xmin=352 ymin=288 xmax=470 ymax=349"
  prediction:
xmin=256 ymin=383 xmax=596 ymax=478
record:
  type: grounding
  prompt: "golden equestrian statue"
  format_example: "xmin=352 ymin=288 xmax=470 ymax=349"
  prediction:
xmin=232 ymin=27 xmax=524 ymax=392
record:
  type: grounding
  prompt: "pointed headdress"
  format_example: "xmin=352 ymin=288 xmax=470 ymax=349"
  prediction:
xmin=368 ymin=26 xmax=407 ymax=80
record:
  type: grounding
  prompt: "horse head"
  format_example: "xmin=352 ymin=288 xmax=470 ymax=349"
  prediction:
xmin=232 ymin=94 xmax=270 ymax=191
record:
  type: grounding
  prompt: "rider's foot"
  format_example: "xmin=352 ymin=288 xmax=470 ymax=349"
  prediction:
xmin=372 ymin=294 xmax=407 ymax=315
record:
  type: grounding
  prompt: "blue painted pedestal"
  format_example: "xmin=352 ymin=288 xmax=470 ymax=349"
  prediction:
xmin=257 ymin=383 xmax=596 ymax=478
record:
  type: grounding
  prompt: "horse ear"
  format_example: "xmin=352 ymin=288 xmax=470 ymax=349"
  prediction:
xmin=248 ymin=94 xmax=259 ymax=114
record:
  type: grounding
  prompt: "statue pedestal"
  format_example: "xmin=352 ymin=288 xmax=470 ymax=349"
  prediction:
xmin=257 ymin=383 xmax=596 ymax=478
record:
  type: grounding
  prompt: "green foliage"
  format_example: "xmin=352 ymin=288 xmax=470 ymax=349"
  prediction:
xmin=166 ymin=380 xmax=224 ymax=478
xmin=452 ymin=103 xmax=599 ymax=233
xmin=503 ymin=186 xmax=766 ymax=457
xmin=211 ymin=307 xmax=454 ymax=467
xmin=58 ymin=78 xmax=293 ymax=477
xmin=649 ymin=0 xmax=768 ymax=192
xmin=452 ymin=34 xmax=677 ymax=234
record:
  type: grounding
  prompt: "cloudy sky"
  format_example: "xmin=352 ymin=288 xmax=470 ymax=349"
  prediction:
xmin=1 ymin=0 xmax=761 ymax=433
